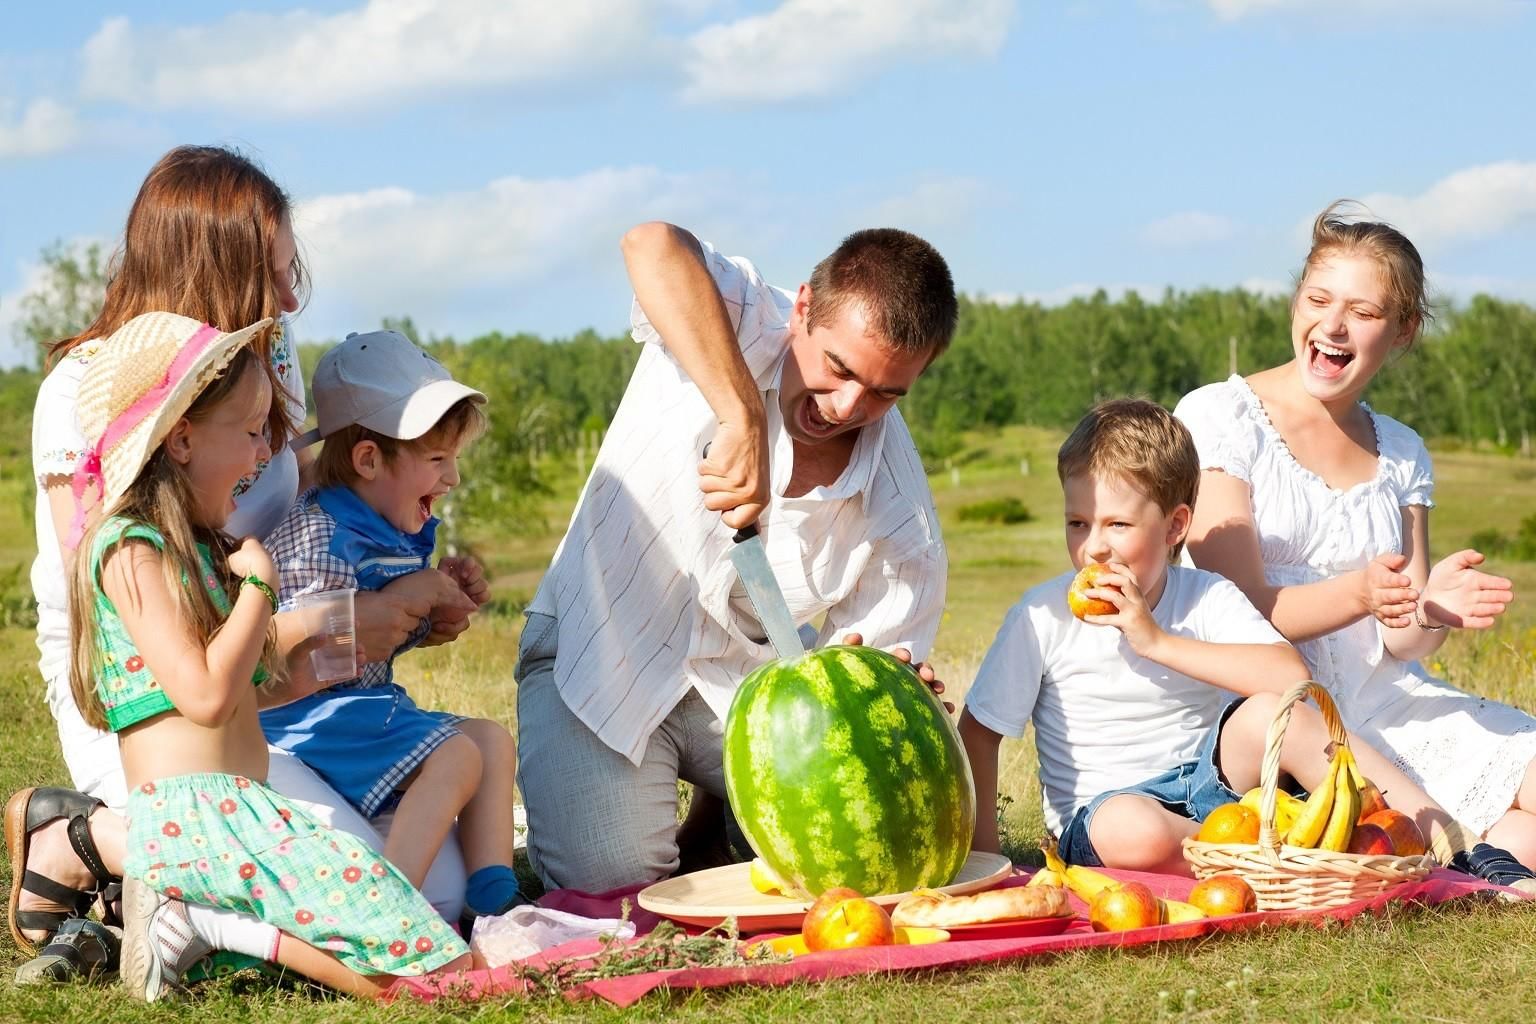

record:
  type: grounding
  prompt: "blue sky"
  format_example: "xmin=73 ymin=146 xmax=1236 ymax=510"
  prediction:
xmin=2 ymin=0 xmax=1534 ymax=368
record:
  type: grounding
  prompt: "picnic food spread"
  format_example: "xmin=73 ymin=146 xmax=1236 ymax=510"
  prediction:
xmin=722 ymin=645 xmax=976 ymax=898
xmin=890 ymin=884 xmax=1071 ymax=929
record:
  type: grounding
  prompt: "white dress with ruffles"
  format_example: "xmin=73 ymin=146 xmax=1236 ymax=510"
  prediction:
xmin=1176 ymin=375 xmax=1536 ymax=835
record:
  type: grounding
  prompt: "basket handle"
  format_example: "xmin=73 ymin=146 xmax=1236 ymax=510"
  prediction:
xmin=1256 ymin=681 xmax=1348 ymax=860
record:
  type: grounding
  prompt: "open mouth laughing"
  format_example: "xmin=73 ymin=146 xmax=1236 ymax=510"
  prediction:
xmin=1307 ymin=339 xmax=1353 ymax=380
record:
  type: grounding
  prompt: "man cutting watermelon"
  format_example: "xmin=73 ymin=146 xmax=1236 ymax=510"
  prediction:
xmin=515 ymin=222 xmax=958 ymax=891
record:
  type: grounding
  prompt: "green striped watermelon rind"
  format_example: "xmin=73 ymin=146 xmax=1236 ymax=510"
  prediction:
xmin=722 ymin=644 xmax=976 ymax=898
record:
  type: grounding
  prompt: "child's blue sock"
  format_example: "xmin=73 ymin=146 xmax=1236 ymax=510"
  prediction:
xmin=464 ymin=865 xmax=523 ymax=918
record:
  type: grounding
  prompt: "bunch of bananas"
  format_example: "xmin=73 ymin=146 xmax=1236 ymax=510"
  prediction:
xmin=1284 ymin=743 xmax=1363 ymax=852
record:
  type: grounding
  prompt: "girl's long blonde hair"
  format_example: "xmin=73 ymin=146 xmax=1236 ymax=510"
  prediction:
xmin=68 ymin=351 xmax=280 ymax=731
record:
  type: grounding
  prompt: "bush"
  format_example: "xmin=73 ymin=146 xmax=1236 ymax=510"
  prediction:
xmin=1471 ymin=516 xmax=1536 ymax=561
xmin=957 ymin=497 xmax=1033 ymax=525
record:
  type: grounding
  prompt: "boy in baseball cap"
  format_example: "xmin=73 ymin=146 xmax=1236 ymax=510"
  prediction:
xmin=261 ymin=330 xmax=524 ymax=928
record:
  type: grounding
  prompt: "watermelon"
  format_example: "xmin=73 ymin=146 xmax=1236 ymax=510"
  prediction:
xmin=722 ymin=645 xmax=976 ymax=897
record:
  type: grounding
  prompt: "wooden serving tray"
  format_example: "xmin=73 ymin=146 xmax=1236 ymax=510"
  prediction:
xmin=637 ymin=851 xmax=1013 ymax=933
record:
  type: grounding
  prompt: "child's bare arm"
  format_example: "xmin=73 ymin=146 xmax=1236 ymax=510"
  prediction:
xmin=959 ymin=710 xmax=1004 ymax=854
xmin=1138 ymin=635 xmax=1308 ymax=697
xmin=1082 ymin=564 xmax=1309 ymax=696
xmin=107 ymin=538 xmax=273 ymax=727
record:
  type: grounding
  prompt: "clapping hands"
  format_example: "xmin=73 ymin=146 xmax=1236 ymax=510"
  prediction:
xmin=1419 ymin=549 xmax=1514 ymax=630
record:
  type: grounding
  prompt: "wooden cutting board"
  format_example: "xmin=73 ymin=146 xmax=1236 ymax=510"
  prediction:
xmin=637 ymin=851 xmax=1013 ymax=932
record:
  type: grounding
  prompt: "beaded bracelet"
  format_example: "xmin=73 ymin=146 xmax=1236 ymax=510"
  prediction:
xmin=241 ymin=575 xmax=278 ymax=614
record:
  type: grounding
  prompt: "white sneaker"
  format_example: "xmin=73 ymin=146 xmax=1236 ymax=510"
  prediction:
xmin=119 ymin=877 xmax=211 ymax=1002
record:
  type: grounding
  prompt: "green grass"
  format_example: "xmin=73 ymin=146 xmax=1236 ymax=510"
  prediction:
xmin=5 ymin=425 xmax=1536 ymax=1019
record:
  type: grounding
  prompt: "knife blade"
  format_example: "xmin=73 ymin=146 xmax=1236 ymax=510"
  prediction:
xmin=728 ymin=523 xmax=806 ymax=660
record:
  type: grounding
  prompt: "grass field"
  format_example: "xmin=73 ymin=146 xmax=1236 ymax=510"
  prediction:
xmin=4 ymin=423 xmax=1536 ymax=1021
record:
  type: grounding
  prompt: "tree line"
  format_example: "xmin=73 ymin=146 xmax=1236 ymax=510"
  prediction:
xmin=6 ymin=247 xmax=1533 ymax=483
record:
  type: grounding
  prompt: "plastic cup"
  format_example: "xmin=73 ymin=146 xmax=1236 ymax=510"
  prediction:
xmin=291 ymin=588 xmax=358 ymax=684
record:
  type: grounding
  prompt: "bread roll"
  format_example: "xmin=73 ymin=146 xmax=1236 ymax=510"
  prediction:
xmin=891 ymin=884 xmax=1072 ymax=928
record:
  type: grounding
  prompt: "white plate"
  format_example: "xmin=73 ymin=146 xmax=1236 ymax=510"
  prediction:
xmin=637 ymin=851 xmax=1014 ymax=933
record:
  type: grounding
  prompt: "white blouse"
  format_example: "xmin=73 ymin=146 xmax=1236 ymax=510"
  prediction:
xmin=1174 ymin=375 xmax=1433 ymax=718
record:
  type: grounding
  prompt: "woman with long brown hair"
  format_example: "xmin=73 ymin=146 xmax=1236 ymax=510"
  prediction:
xmin=7 ymin=145 xmax=472 ymax=983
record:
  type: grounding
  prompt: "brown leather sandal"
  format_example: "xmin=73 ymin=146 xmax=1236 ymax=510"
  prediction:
xmin=5 ymin=787 xmax=120 ymax=955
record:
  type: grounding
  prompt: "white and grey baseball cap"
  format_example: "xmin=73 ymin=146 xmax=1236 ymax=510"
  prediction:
xmin=292 ymin=330 xmax=485 ymax=448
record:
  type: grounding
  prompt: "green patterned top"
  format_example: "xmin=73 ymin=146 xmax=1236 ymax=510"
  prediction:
xmin=88 ymin=516 xmax=262 ymax=731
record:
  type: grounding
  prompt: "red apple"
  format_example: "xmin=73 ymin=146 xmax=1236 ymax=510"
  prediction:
xmin=1089 ymin=882 xmax=1161 ymax=932
xmin=1346 ymin=822 xmax=1395 ymax=856
xmin=802 ymin=895 xmax=896 ymax=950
xmin=1188 ymin=874 xmax=1257 ymax=916
xmin=1362 ymin=810 xmax=1426 ymax=856
xmin=801 ymin=887 xmax=864 ymax=950
xmin=1356 ymin=779 xmax=1389 ymax=823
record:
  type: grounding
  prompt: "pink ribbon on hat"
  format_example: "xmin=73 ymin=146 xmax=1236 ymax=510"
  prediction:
xmin=65 ymin=324 xmax=224 ymax=549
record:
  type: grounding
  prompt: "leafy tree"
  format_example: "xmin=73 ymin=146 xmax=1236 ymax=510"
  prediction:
xmin=15 ymin=241 xmax=108 ymax=366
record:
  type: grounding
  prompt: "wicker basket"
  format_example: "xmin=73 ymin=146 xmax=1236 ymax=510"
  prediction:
xmin=1181 ymin=680 xmax=1433 ymax=911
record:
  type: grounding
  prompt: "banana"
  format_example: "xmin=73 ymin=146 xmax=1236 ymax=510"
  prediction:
xmin=1025 ymin=867 xmax=1067 ymax=889
xmin=1285 ymin=747 xmax=1341 ymax=848
xmin=1160 ymin=898 xmax=1208 ymax=924
xmin=1320 ymin=748 xmax=1361 ymax=852
xmin=1041 ymin=839 xmax=1207 ymax=923
xmin=1041 ymin=840 xmax=1117 ymax=902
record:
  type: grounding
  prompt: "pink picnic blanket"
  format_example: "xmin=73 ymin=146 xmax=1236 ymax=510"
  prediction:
xmin=387 ymin=867 xmax=1517 ymax=1007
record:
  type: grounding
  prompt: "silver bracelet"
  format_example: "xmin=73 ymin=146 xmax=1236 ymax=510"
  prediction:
xmin=1416 ymin=609 xmax=1448 ymax=632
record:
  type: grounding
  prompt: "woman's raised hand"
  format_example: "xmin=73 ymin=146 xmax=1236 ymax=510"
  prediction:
xmin=1363 ymin=552 xmax=1418 ymax=628
xmin=1419 ymin=549 xmax=1515 ymax=630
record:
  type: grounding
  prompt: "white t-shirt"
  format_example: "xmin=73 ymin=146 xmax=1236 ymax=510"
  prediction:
xmin=964 ymin=565 xmax=1285 ymax=835
xmin=527 ymin=242 xmax=947 ymax=766
xmin=30 ymin=321 xmax=306 ymax=680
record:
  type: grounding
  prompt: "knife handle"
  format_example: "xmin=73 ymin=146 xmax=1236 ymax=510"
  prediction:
xmin=732 ymin=523 xmax=759 ymax=544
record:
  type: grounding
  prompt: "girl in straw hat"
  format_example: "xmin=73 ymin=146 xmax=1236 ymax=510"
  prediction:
xmin=68 ymin=310 xmax=478 ymax=1000
xmin=9 ymin=146 xmax=473 ymax=982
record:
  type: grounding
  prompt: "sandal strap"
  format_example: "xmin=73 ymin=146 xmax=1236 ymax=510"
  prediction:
xmin=20 ymin=870 xmax=97 ymax=916
xmin=66 ymin=813 xmax=116 ymax=888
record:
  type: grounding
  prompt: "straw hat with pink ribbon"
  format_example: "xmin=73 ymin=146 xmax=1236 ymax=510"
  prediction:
xmin=67 ymin=310 xmax=273 ymax=547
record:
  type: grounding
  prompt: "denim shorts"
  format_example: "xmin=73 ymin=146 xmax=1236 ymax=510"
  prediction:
xmin=1059 ymin=699 xmax=1245 ymax=867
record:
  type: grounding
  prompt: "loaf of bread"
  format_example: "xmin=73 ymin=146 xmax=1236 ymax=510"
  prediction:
xmin=890 ymin=884 xmax=1071 ymax=928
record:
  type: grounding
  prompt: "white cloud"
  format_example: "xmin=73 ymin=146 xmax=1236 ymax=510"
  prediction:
xmin=289 ymin=165 xmax=746 ymax=338
xmin=866 ymin=177 xmax=989 ymax=235
xmin=981 ymin=282 xmax=1168 ymax=306
xmin=79 ymin=0 xmax=663 ymax=116
xmin=681 ymin=0 xmax=1014 ymax=103
xmin=1207 ymin=0 xmax=1510 ymax=19
xmin=1140 ymin=210 xmax=1239 ymax=246
xmin=1239 ymin=275 xmax=1290 ymax=296
xmin=1359 ymin=162 xmax=1536 ymax=246
xmin=0 ymin=97 xmax=81 ymax=158
xmin=1431 ymin=271 xmax=1536 ymax=306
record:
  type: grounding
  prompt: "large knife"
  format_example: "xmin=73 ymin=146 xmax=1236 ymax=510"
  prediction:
xmin=729 ymin=522 xmax=806 ymax=660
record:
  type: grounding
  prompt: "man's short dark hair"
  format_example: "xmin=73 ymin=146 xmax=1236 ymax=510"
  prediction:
xmin=805 ymin=228 xmax=958 ymax=358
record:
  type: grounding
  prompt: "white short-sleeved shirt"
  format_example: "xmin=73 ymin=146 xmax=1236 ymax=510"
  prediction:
xmin=964 ymin=565 xmax=1285 ymax=835
xmin=527 ymin=242 xmax=947 ymax=766
xmin=30 ymin=321 xmax=306 ymax=680
xmin=1175 ymin=375 xmax=1536 ymax=834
